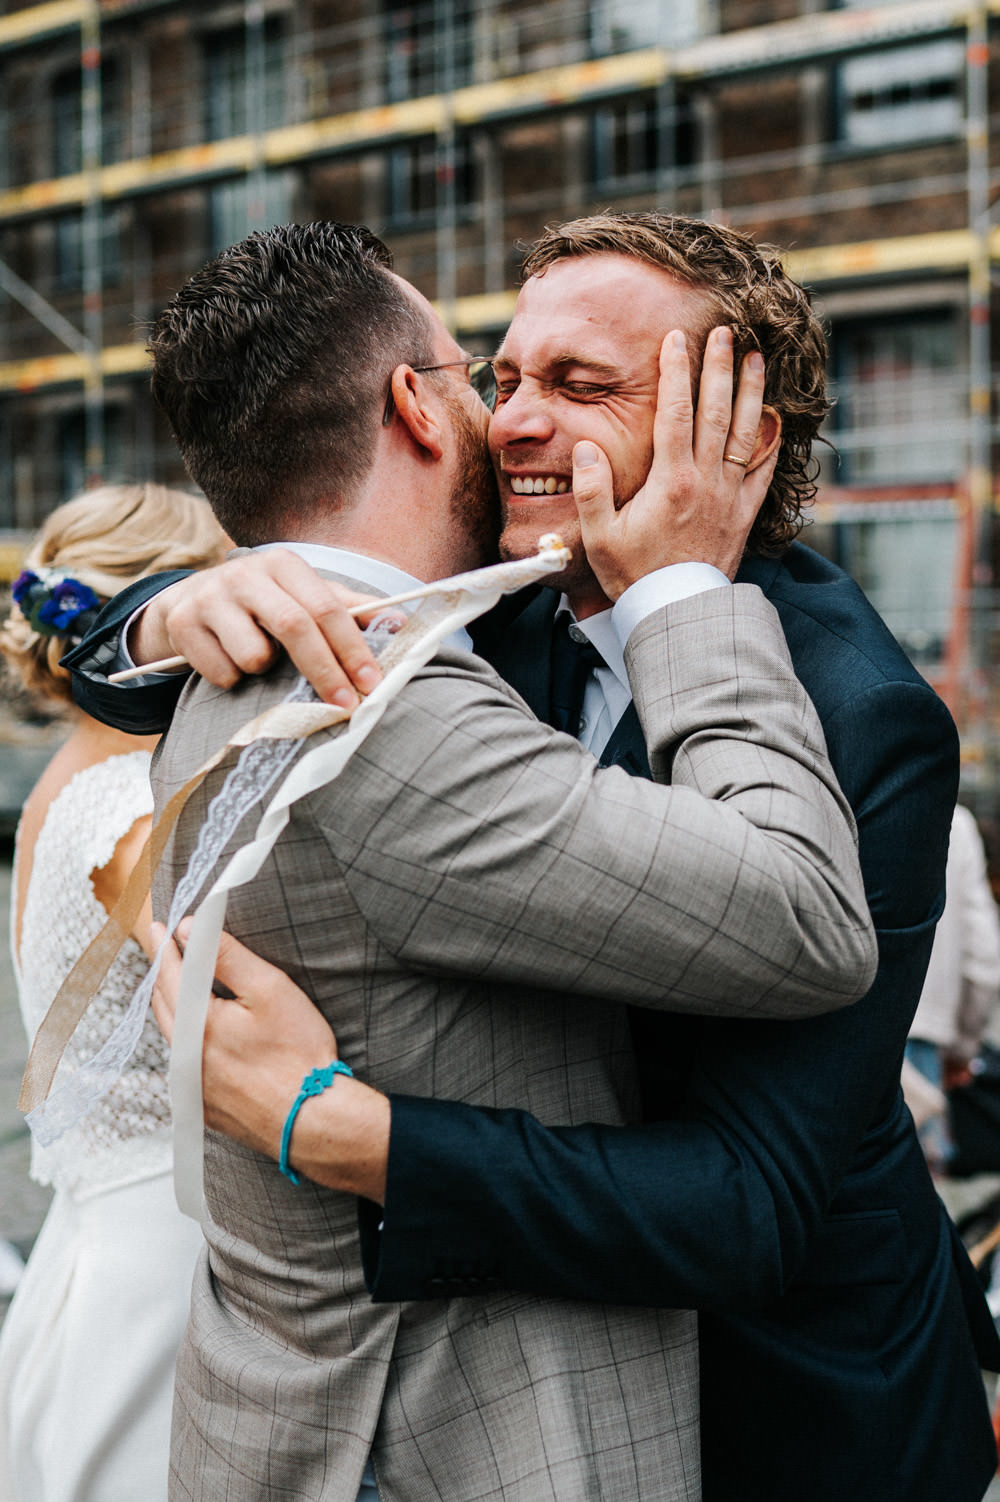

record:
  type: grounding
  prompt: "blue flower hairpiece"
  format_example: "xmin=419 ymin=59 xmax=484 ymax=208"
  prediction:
xmin=11 ymin=568 xmax=103 ymax=642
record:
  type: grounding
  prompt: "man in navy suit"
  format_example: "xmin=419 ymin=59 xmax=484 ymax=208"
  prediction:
xmin=68 ymin=212 xmax=1000 ymax=1500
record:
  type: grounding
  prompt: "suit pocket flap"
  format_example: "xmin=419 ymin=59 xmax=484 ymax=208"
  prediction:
xmin=795 ymin=1209 xmax=906 ymax=1288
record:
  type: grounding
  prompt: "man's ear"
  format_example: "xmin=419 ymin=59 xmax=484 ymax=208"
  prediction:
xmin=387 ymin=366 xmax=445 ymax=460
xmin=747 ymin=405 xmax=781 ymax=473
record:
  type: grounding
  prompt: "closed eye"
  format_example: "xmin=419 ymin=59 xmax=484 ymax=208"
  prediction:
xmin=562 ymin=382 xmax=612 ymax=399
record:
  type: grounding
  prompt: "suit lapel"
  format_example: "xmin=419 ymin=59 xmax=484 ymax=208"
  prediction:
xmin=599 ymin=703 xmax=651 ymax=777
xmin=472 ymin=585 xmax=555 ymax=719
xmin=473 ymin=584 xmax=652 ymax=775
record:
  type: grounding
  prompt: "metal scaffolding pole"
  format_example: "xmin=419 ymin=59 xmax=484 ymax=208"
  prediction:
xmin=435 ymin=0 xmax=459 ymax=331
xmin=80 ymin=0 xmax=104 ymax=485
xmin=245 ymin=0 xmax=267 ymax=230
xmin=965 ymin=4 xmax=993 ymax=743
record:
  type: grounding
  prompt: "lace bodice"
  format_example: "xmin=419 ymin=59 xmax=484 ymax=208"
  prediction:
xmin=12 ymin=751 xmax=172 ymax=1197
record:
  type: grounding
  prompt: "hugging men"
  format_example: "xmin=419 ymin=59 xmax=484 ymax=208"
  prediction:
xmin=69 ymin=213 xmax=1000 ymax=1502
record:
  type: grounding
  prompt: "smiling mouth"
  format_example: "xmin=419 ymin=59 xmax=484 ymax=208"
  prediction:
xmin=508 ymin=475 xmax=571 ymax=495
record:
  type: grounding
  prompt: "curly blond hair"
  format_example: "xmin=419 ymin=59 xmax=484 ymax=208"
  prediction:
xmin=521 ymin=212 xmax=831 ymax=556
xmin=1 ymin=483 xmax=227 ymax=706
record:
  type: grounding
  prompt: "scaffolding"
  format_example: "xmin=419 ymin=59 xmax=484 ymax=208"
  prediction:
xmin=2 ymin=1 xmax=997 ymax=375
xmin=0 ymin=0 xmax=998 ymax=755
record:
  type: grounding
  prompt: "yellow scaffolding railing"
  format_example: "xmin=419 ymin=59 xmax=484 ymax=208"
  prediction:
xmin=1 ymin=0 xmax=997 ymax=222
xmin=3 ymin=227 xmax=999 ymax=394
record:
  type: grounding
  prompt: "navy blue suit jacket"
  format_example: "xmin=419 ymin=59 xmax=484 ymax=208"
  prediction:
xmin=67 ymin=545 xmax=1000 ymax=1501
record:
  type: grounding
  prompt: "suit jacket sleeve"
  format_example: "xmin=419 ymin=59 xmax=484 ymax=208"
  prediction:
xmin=62 ymin=570 xmax=194 ymax=734
xmin=303 ymin=582 xmax=873 ymax=1023
xmin=362 ymin=675 xmax=955 ymax=1308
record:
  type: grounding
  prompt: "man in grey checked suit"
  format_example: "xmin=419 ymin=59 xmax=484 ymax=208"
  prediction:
xmin=146 ymin=223 xmax=874 ymax=1501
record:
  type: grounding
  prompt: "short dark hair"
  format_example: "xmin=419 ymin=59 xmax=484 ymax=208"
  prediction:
xmin=523 ymin=212 xmax=831 ymax=556
xmin=148 ymin=222 xmax=437 ymax=544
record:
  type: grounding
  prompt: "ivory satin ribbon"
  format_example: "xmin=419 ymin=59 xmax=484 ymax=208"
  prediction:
xmin=20 ymin=539 xmax=571 ymax=1220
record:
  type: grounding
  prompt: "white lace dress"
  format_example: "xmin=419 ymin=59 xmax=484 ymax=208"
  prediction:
xmin=0 ymin=751 xmax=204 ymax=1502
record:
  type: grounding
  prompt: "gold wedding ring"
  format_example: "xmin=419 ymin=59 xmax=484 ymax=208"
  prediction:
xmin=723 ymin=453 xmax=749 ymax=467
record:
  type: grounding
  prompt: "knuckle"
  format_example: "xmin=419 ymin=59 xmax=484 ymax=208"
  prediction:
xmin=238 ymin=644 xmax=276 ymax=675
xmin=573 ymin=479 xmax=602 ymax=506
xmin=665 ymin=396 xmax=694 ymax=422
xmin=315 ymin=601 xmax=355 ymax=633
xmin=342 ymin=644 xmax=378 ymax=675
xmin=267 ymin=602 xmax=309 ymax=641
xmin=226 ymin=556 xmax=259 ymax=589
xmin=670 ymin=469 xmax=697 ymax=503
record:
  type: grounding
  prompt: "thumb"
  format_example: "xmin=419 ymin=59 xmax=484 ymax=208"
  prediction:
xmin=572 ymin=440 xmax=617 ymax=568
xmin=572 ymin=440 xmax=614 ymax=515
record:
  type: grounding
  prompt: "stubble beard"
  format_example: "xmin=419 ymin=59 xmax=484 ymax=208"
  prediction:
xmin=446 ymin=396 xmax=503 ymax=566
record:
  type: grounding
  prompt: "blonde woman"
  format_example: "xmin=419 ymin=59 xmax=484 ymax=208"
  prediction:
xmin=0 ymin=484 xmax=226 ymax=1502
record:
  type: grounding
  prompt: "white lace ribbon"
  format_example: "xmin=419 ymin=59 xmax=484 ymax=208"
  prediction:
xmin=25 ymin=676 xmax=322 ymax=1148
xmin=26 ymin=540 xmax=571 ymax=1221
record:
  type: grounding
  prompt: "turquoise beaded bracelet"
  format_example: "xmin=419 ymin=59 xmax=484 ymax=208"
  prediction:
xmin=279 ymin=1061 xmax=354 ymax=1185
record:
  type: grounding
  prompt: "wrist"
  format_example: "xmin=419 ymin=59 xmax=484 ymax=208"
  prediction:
xmin=285 ymin=1074 xmax=390 ymax=1204
xmin=612 ymin=563 xmax=732 ymax=651
xmin=128 ymin=594 xmax=175 ymax=667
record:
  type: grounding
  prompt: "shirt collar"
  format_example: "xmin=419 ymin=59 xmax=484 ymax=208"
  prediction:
xmin=256 ymin=541 xmax=424 ymax=600
xmin=256 ymin=542 xmax=473 ymax=652
xmin=555 ymin=595 xmax=629 ymax=693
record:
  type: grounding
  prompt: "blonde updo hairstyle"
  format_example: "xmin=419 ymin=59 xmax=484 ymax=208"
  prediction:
xmin=1 ymin=483 xmax=227 ymax=706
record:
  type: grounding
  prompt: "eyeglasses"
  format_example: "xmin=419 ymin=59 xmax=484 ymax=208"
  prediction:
xmin=381 ymin=357 xmax=497 ymax=426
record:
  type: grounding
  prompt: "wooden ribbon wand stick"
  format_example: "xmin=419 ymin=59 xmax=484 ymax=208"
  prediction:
xmin=108 ymin=535 xmax=570 ymax=684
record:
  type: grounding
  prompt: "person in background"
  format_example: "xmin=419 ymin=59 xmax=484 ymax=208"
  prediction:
xmin=0 ymin=483 xmax=226 ymax=1502
xmin=904 ymin=802 xmax=1000 ymax=1172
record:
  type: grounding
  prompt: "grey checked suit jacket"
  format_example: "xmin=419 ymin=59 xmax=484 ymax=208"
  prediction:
xmin=151 ymin=578 xmax=874 ymax=1502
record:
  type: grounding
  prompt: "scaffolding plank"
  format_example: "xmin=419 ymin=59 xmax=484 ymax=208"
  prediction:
xmin=785 ymin=230 xmax=983 ymax=284
xmin=0 ymin=0 xmax=88 ymax=52
xmin=675 ymin=0 xmax=975 ymax=78
xmin=0 ymin=341 xmax=148 ymax=392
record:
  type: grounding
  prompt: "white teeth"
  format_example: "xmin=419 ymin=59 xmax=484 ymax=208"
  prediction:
xmin=509 ymin=475 xmax=569 ymax=495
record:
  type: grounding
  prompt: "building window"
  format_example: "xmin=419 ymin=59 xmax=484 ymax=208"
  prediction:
xmin=51 ymin=57 xmax=123 ymax=176
xmin=590 ymin=0 xmax=700 ymax=55
xmin=588 ymin=93 xmax=694 ymax=190
xmin=837 ymin=38 xmax=964 ymax=147
xmin=809 ymin=501 xmax=960 ymax=665
xmin=53 ymin=208 xmax=122 ymax=291
xmin=204 ymin=19 xmax=287 ymax=141
xmin=830 ymin=313 xmax=964 ymax=485
xmin=208 ymin=172 xmax=295 ymax=256
xmin=383 ymin=0 xmax=475 ymax=102
xmin=384 ymin=133 xmax=477 ymax=228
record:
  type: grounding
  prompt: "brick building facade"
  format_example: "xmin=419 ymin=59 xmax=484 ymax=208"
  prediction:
xmin=0 ymin=0 xmax=997 ymax=743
